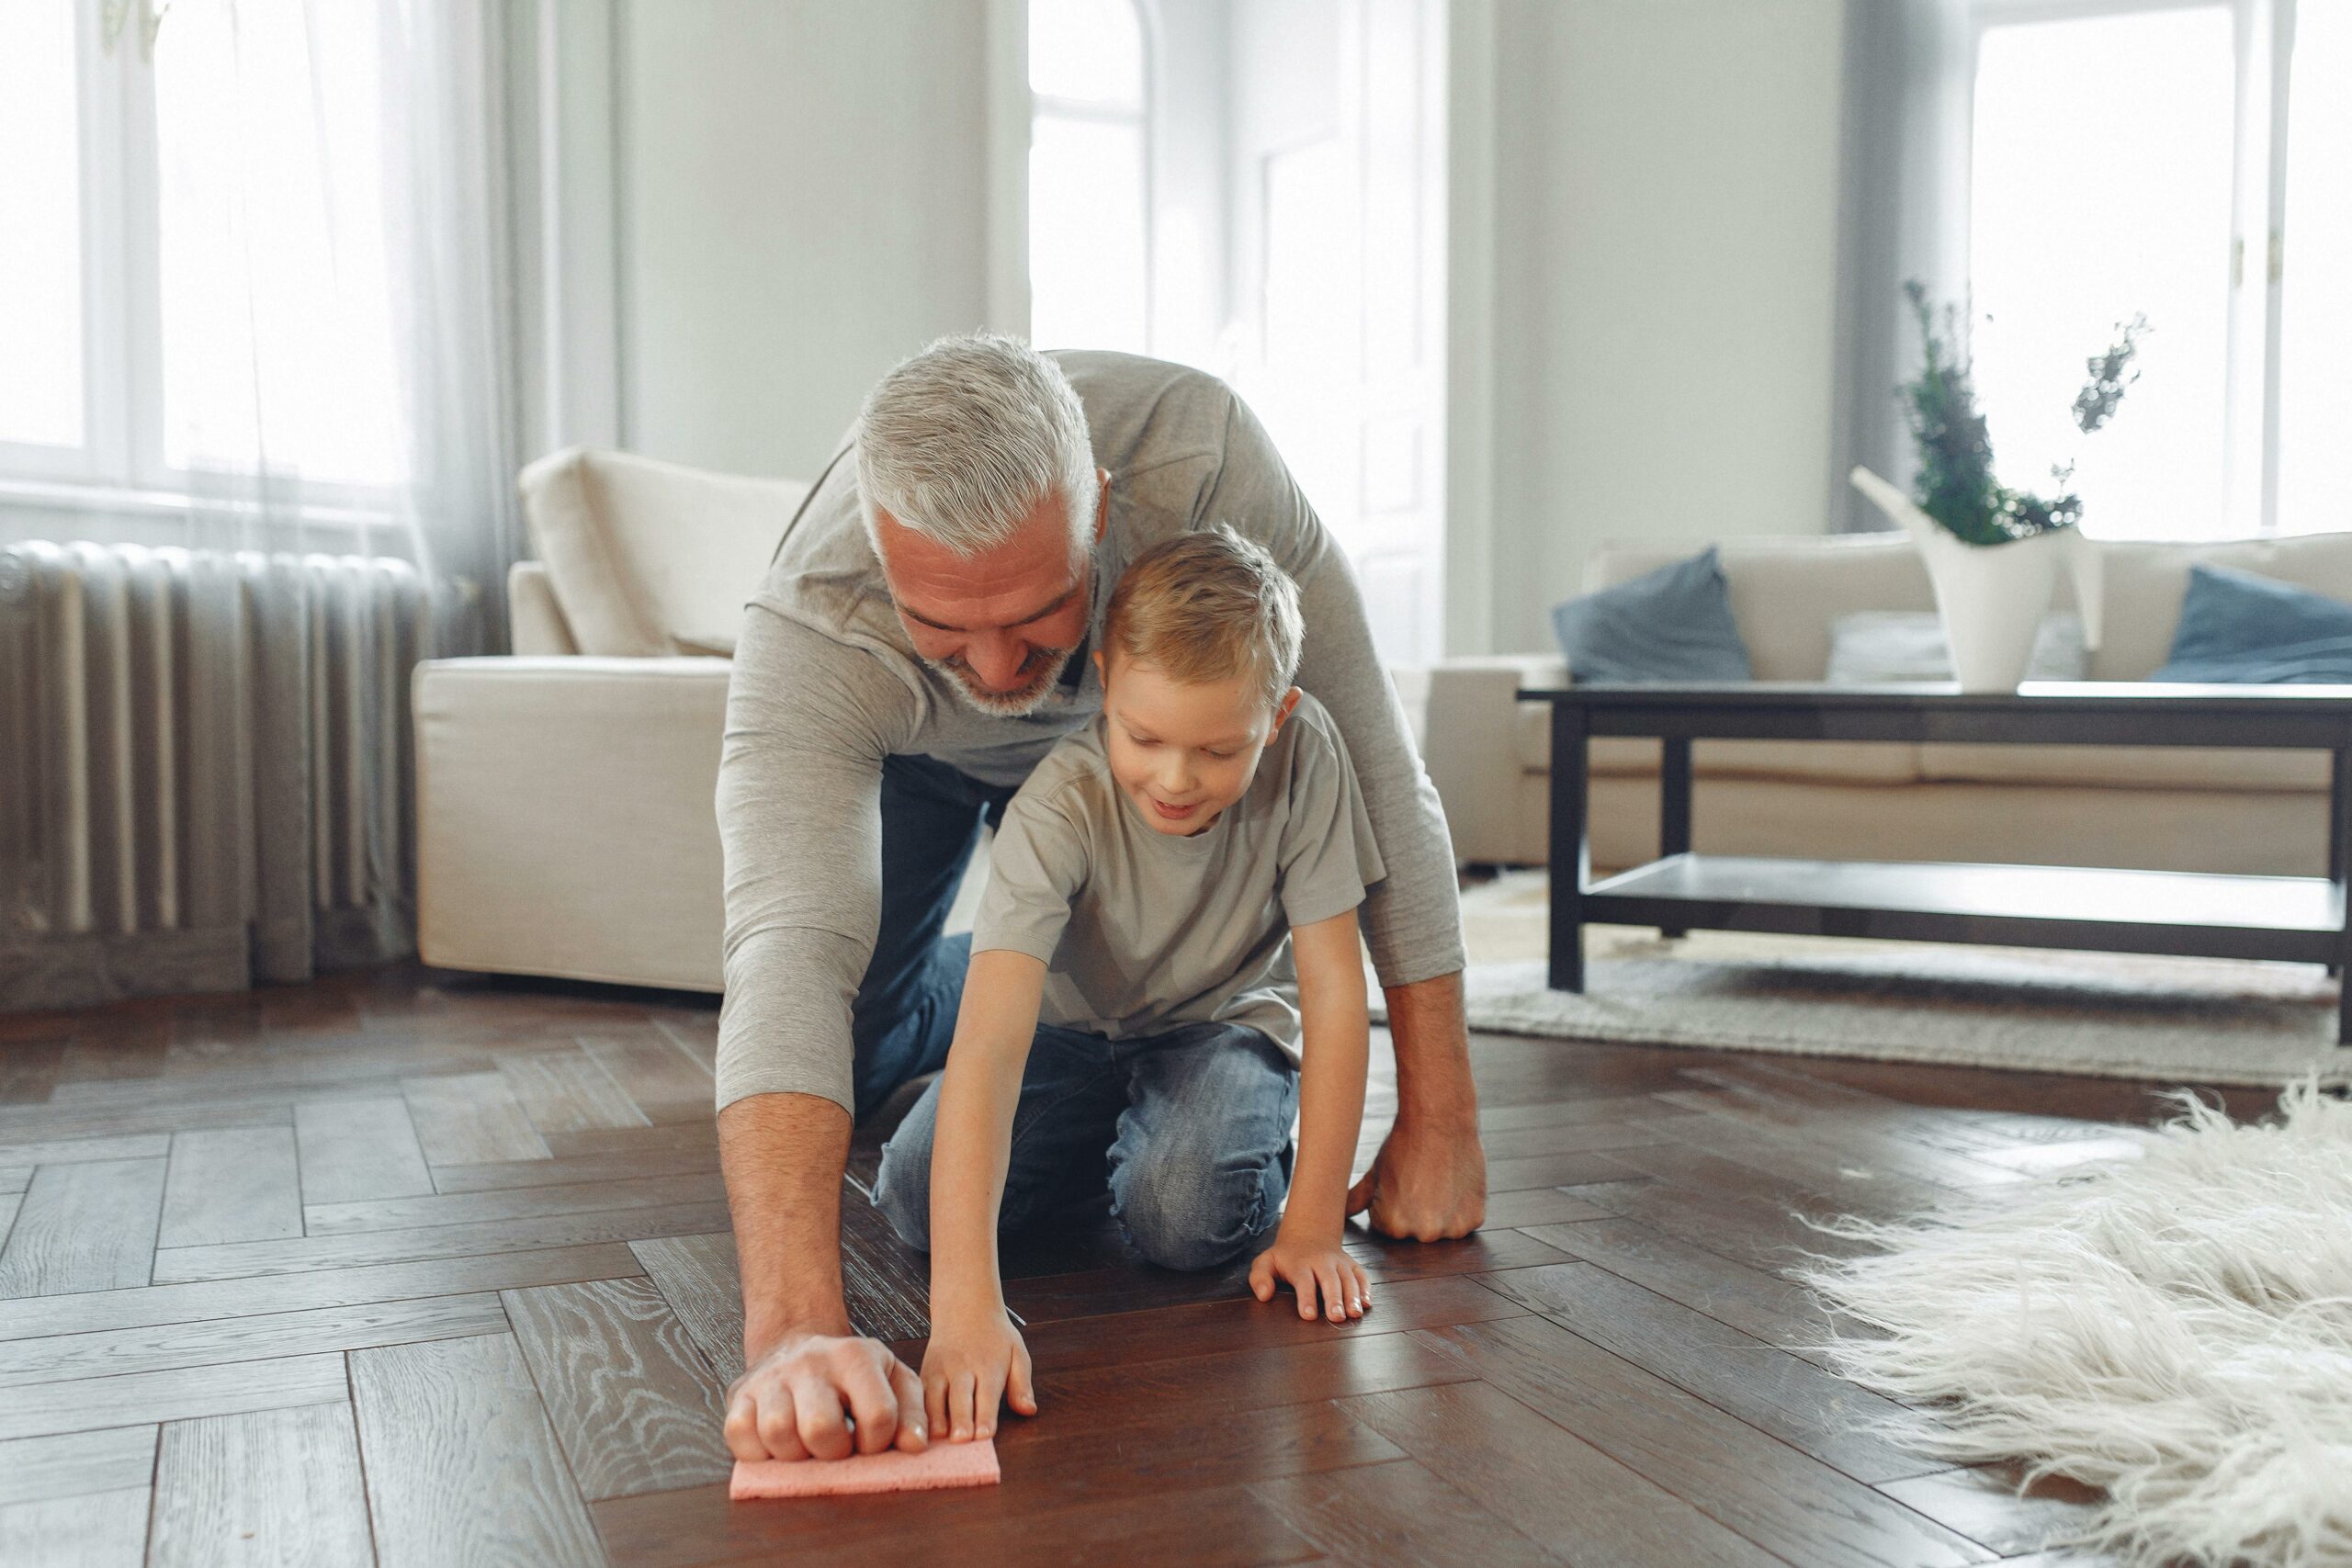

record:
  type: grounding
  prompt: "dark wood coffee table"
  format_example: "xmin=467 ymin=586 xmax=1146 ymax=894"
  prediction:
xmin=1525 ymin=682 xmax=2352 ymax=1043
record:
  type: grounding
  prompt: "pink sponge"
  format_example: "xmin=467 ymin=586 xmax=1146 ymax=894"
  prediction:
xmin=729 ymin=1438 xmax=1001 ymax=1500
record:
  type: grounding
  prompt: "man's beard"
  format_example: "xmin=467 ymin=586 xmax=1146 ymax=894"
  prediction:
xmin=925 ymin=642 xmax=1078 ymax=717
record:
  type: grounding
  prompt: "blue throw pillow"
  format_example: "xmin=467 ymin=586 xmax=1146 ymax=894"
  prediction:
xmin=1550 ymin=547 xmax=1752 ymax=683
xmin=2151 ymin=562 xmax=2352 ymax=683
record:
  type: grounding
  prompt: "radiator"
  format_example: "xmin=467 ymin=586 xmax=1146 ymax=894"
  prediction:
xmin=0 ymin=541 xmax=467 ymax=1011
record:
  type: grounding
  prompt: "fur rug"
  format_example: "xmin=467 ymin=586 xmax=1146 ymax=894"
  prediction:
xmin=1802 ymin=1083 xmax=2352 ymax=1567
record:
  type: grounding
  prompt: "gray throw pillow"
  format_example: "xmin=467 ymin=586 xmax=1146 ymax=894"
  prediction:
xmin=1825 ymin=612 xmax=2089 ymax=684
xmin=2151 ymin=562 xmax=2352 ymax=682
xmin=1549 ymin=547 xmax=1751 ymax=683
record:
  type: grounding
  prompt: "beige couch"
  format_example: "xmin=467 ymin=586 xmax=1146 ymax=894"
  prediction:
xmin=1425 ymin=532 xmax=2352 ymax=876
xmin=413 ymin=448 xmax=808 ymax=992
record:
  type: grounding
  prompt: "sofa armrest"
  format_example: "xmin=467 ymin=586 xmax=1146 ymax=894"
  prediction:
xmin=508 ymin=561 xmax=581 ymax=656
xmin=413 ymin=656 xmax=732 ymax=991
xmin=1420 ymin=655 xmax=1570 ymax=863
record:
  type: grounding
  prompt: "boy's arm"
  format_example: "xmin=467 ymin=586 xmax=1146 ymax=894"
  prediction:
xmin=922 ymin=946 xmax=1047 ymax=1440
xmin=1250 ymin=910 xmax=1374 ymax=1322
xmin=929 ymin=947 xmax=1047 ymax=1316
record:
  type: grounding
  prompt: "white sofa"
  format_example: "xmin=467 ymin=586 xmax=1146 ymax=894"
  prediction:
xmin=1424 ymin=532 xmax=2352 ymax=876
xmin=413 ymin=448 xmax=808 ymax=993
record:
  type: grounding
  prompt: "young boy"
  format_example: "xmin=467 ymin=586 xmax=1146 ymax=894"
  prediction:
xmin=869 ymin=525 xmax=1385 ymax=1445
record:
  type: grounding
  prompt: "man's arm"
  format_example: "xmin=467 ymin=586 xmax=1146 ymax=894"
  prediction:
xmin=1204 ymin=392 xmax=1486 ymax=1240
xmin=712 ymin=600 xmax=926 ymax=1458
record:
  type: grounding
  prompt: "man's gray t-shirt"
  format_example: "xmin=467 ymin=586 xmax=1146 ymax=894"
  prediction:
xmin=974 ymin=694 xmax=1385 ymax=1059
xmin=715 ymin=350 xmax=1464 ymax=1113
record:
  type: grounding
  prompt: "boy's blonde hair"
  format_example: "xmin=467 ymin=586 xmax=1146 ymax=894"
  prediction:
xmin=1103 ymin=525 xmax=1304 ymax=709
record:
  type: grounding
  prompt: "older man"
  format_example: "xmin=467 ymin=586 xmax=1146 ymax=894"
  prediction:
xmin=716 ymin=334 xmax=1482 ymax=1464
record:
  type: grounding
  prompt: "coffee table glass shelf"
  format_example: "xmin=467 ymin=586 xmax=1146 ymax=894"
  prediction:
xmin=1526 ymin=682 xmax=2352 ymax=1043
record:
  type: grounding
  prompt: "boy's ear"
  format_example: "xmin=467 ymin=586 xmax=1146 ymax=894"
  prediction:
xmin=1269 ymin=686 xmax=1302 ymax=736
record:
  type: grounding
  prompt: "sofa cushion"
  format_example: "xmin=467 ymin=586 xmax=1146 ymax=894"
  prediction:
xmin=1550 ymin=547 xmax=1750 ymax=682
xmin=520 ymin=446 xmax=811 ymax=657
xmin=1915 ymin=743 xmax=2327 ymax=794
xmin=2089 ymin=534 xmax=2352 ymax=679
xmin=2149 ymin=562 xmax=2352 ymax=683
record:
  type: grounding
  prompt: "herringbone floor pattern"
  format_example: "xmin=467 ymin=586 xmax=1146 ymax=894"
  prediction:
xmin=0 ymin=960 xmax=2222 ymax=1565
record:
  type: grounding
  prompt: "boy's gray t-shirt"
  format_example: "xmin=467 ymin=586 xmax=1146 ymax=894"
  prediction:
xmin=971 ymin=692 xmax=1385 ymax=1059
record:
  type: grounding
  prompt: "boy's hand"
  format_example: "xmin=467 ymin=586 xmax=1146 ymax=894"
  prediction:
xmin=921 ymin=1306 xmax=1036 ymax=1442
xmin=1250 ymin=1231 xmax=1372 ymax=1324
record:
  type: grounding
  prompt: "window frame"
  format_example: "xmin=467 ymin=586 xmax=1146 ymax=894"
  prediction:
xmin=1963 ymin=0 xmax=2301 ymax=536
xmin=0 ymin=0 xmax=408 ymax=531
xmin=1025 ymin=0 xmax=1158 ymax=356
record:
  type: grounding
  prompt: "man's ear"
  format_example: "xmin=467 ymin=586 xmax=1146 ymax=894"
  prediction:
xmin=1268 ymin=686 xmax=1302 ymax=737
xmin=1091 ymin=648 xmax=1107 ymax=682
xmin=1093 ymin=468 xmax=1112 ymax=541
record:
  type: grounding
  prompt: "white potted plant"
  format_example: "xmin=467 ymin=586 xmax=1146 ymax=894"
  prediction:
xmin=1851 ymin=282 xmax=2145 ymax=692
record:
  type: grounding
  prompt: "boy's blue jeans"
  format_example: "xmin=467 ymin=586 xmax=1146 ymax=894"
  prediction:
xmin=856 ymin=753 xmax=1299 ymax=1272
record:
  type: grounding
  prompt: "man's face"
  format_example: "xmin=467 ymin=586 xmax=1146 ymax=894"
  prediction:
xmin=1094 ymin=647 xmax=1298 ymax=836
xmin=875 ymin=469 xmax=1108 ymax=716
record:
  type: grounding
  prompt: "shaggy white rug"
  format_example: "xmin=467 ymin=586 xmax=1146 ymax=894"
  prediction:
xmin=1802 ymin=1083 xmax=2352 ymax=1567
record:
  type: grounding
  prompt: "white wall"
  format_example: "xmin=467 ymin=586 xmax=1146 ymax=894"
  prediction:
xmin=526 ymin=0 xmax=1002 ymax=482
xmin=1456 ymin=0 xmax=1849 ymax=653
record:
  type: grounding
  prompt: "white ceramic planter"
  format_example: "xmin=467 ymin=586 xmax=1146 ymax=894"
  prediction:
xmin=1849 ymin=466 xmax=2103 ymax=693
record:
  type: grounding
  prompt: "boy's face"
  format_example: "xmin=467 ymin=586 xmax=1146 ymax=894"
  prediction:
xmin=1094 ymin=648 xmax=1299 ymax=836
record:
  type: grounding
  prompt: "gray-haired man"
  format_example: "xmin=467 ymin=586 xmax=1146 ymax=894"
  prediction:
xmin=715 ymin=334 xmax=1484 ymax=1464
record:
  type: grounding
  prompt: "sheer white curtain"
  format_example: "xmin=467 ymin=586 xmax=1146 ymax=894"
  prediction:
xmin=0 ymin=0 xmax=521 ymax=1007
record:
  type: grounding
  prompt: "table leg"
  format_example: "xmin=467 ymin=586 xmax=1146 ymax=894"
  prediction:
xmin=1659 ymin=736 xmax=1692 ymax=938
xmin=1549 ymin=701 xmax=1589 ymax=993
xmin=2333 ymin=749 xmax=2346 ymax=982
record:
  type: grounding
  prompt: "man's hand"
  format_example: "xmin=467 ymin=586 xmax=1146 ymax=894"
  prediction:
xmin=921 ymin=1306 xmax=1036 ymax=1443
xmin=1347 ymin=1116 xmax=1487 ymax=1241
xmin=722 ymin=1328 xmax=927 ymax=1461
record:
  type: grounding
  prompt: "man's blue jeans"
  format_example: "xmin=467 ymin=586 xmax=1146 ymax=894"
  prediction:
xmin=854 ymin=754 xmax=1298 ymax=1271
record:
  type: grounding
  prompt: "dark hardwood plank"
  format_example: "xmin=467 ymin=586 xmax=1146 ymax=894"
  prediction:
xmin=159 ymin=1126 xmax=303 ymax=1248
xmin=306 ymin=1171 xmax=724 ymax=1236
xmin=631 ymin=1233 xmax=744 ymax=1382
xmin=1468 ymin=1114 xmax=1715 ymax=1161
xmin=1618 ymin=1113 xmax=1954 ymax=1219
xmin=1249 ymin=1457 xmax=1561 ymax=1568
xmin=1522 ymin=1216 xmax=1838 ymax=1358
xmin=0 ymin=1427 xmax=157 ymax=1507
xmin=0 ymin=1134 xmax=169 ymax=1168
xmin=545 ymin=1120 xmax=718 ymax=1160
xmin=349 ymin=1332 xmax=605 ymax=1567
xmin=148 ymin=1404 xmax=373 ymax=1567
xmin=1476 ymin=1186 xmax=1614 ymax=1228
xmin=1013 ymin=1328 xmax=1475 ymax=1446
xmin=578 ymin=1028 xmax=716 ymax=1124
xmin=1341 ymin=1381 xmax=1782 ymax=1567
xmin=1021 ymin=1274 xmax=1527 ymax=1376
xmin=1348 ymin=1225 xmax=1575 ymax=1282
xmin=0 ymin=1157 xmax=166 ymax=1298
xmin=0 ymin=1292 xmax=505 ymax=1389
xmin=839 ymin=1182 xmax=932 ymax=1341
xmin=0 ymin=1486 xmax=152 ymax=1567
xmin=1478 ymin=1261 xmax=1939 ymax=1483
xmin=1483 ymin=1149 xmax=1642 ymax=1191
xmin=1558 ymin=1175 xmax=1870 ymax=1276
xmin=592 ymin=1400 xmax=1398 ymax=1568
xmin=1875 ymin=1466 xmax=2107 ymax=1556
xmin=1419 ymin=1315 xmax=1992 ymax=1567
xmin=430 ymin=1139 xmax=722 ymax=1196
xmin=0 ymin=1242 xmax=642 ymax=1342
xmin=0 ymin=1352 xmax=348 ymax=1442
xmin=149 ymin=1200 xmax=731 ymax=1284
xmin=503 ymin=1277 xmax=731 ymax=1500
xmin=294 ymin=1096 xmax=434 ymax=1206
xmin=399 ymin=1072 xmax=552 ymax=1165
xmin=496 ymin=1051 xmax=651 ymax=1135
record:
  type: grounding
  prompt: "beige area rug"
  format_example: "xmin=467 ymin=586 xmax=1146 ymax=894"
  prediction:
xmin=1377 ymin=871 xmax=2352 ymax=1088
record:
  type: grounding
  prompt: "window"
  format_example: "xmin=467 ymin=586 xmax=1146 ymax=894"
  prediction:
xmin=1967 ymin=0 xmax=2349 ymax=538
xmin=0 ymin=1 xmax=405 ymax=507
xmin=1027 ymin=0 xmax=1151 ymax=355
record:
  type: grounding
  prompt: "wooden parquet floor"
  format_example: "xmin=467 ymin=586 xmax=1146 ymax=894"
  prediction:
xmin=0 ymin=961 xmax=2247 ymax=1566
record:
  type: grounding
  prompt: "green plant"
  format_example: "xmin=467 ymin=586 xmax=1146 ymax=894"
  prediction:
xmin=1900 ymin=279 xmax=2147 ymax=545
